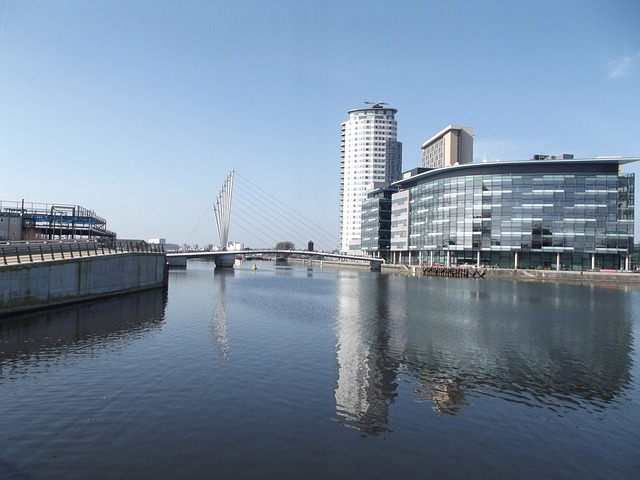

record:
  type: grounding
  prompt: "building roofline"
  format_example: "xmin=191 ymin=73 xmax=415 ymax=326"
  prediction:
xmin=347 ymin=106 xmax=398 ymax=115
xmin=421 ymin=125 xmax=473 ymax=149
xmin=392 ymin=157 xmax=640 ymax=188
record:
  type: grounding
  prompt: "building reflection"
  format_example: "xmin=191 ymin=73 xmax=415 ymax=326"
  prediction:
xmin=414 ymin=377 xmax=467 ymax=415
xmin=0 ymin=289 xmax=166 ymax=373
xmin=402 ymin=281 xmax=634 ymax=414
xmin=334 ymin=275 xmax=635 ymax=427
xmin=333 ymin=274 xmax=406 ymax=435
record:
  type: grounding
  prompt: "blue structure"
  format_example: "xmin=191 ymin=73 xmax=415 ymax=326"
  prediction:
xmin=0 ymin=200 xmax=115 ymax=240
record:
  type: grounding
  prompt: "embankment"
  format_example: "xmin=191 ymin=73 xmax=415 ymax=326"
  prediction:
xmin=382 ymin=264 xmax=640 ymax=284
xmin=0 ymin=253 xmax=167 ymax=316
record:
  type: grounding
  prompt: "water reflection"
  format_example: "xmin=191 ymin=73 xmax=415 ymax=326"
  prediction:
xmin=334 ymin=276 xmax=635 ymax=432
xmin=333 ymin=274 xmax=406 ymax=435
xmin=211 ymin=269 xmax=232 ymax=361
xmin=0 ymin=289 xmax=166 ymax=379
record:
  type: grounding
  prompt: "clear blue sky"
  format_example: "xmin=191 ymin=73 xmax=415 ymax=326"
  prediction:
xmin=1 ymin=0 xmax=639 ymax=248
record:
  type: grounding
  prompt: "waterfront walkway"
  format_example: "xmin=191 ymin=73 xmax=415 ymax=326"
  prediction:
xmin=1 ymin=240 xmax=164 ymax=267
xmin=0 ymin=240 xmax=167 ymax=316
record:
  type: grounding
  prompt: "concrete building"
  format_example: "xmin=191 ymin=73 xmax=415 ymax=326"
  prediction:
xmin=0 ymin=212 xmax=22 ymax=241
xmin=362 ymin=156 xmax=638 ymax=271
xmin=340 ymin=103 xmax=402 ymax=254
xmin=421 ymin=125 xmax=474 ymax=169
xmin=148 ymin=238 xmax=180 ymax=252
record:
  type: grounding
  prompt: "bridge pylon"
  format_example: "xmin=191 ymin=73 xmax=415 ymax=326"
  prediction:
xmin=213 ymin=170 xmax=236 ymax=268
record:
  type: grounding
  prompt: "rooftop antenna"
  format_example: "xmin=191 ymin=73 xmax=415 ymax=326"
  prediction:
xmin=364 ymin=101 xmax=388 ymax=108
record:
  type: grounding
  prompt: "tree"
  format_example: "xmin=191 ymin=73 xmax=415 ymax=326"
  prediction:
xmin=275 ymin=241 xmax=295 ymax=250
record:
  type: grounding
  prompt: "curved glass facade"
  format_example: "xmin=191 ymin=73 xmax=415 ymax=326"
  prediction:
xmin=365 ymin=159 xmax=637 ymax=271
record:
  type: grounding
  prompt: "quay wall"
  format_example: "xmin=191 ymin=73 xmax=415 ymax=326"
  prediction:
xmin=0 ymin=253 xmax=167 ymax=316
xmin=484 ymin=268 xmax=640 ymax=284
xmin=382 ymin=264 xmax=640 ymax=284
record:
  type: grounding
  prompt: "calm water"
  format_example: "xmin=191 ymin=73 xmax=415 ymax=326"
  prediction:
xmin=1 ymin=260 xmax=639 ymax=479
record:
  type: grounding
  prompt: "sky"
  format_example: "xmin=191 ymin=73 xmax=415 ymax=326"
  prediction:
xmin=1 ymin=0 xmax=639 ymax=248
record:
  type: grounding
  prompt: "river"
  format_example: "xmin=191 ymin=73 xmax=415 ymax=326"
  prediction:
xmin=1 ymin=259 xmax=638 ymax=479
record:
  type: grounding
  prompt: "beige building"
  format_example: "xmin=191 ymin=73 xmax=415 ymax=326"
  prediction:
xmin=421 ymin=125 xmax=474 ymax=169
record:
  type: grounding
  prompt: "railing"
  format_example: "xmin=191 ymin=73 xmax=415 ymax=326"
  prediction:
xmin=0 ymin=240 xmax=165 ymax=266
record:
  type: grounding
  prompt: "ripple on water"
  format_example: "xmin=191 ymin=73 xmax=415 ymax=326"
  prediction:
xmin=0 ymin=266 xmax=639 ymax=479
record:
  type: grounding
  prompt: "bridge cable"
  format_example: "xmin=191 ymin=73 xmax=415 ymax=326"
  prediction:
xmin=234 ymin=173 xmax=337 ymax=247
xmin=231 ymin=188 xmax=320 ymax=249
xmin=233 ymin=172 xmax=338 ymax=249
xmin=230 ymin=199 xmax=303 ymax=249
xmin=228 ymin=210 xmax=281 ymax=249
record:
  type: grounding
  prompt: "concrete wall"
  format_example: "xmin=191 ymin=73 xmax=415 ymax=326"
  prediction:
xmin=0 ymin=253 xmax=167 ymax=316
xmin=382 ymin=263 xmax=640 ymax=284
xmin=484 ymin=268 xmax=640 ymax=283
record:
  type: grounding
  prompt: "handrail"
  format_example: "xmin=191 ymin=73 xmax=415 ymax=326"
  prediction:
xmin=0 ymin=240 xmax=165 ymax=266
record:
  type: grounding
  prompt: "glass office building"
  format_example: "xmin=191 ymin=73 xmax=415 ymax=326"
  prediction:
xmin=363 ymin=157 xmax=638 ymax=271
xmin=361 ymin=188 xmax=396 ymax=260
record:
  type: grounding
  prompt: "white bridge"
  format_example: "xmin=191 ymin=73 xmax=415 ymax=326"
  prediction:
xmin=166 ymin=249 xmax=384 ymax=271
xmin=185 ymin=171 xmax=383 ymax=270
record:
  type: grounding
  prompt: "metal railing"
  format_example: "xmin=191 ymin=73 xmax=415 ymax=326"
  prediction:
xmin=0 ymin=240 xmax=165 ymax=266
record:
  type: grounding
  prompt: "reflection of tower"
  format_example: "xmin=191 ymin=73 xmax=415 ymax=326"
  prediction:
xmin=333 ymin=274 xmax=406 ymax=435
xmin=211 ymin=269 xmax=233 ymax=360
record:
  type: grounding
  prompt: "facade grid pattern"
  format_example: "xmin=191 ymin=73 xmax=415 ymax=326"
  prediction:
xmin=360 ymin=189 xmax=394 ymax=259
xmin=361 ymin=158 xmax=638 ymax=271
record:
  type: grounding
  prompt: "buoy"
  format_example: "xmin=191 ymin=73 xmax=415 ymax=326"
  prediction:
xmin=252 ymin=264 xmax=257 ymax=270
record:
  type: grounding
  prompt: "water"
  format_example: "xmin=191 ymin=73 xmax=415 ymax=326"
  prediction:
xmin=1 ymin=259 xmax=638 ymax=479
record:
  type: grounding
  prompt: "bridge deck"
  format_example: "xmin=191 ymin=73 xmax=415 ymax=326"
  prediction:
xmin=166 ymin=249 xmax=384 ymax=263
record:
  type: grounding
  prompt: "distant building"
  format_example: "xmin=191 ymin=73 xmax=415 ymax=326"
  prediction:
xmin=421 ymin=125 xmax=474 ymax=169
xmin=148 ymin=238 xmax=179 ymax=252
xmin=362 ymin=156 xmax=638 ymax=271
xmin=340 ymin=103 xmax=402 ymax=254
xmin=227 ymin=242 xmax=244 ymax=251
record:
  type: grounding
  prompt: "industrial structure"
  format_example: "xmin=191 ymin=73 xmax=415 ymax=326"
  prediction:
xmin=340 ymin=102 xmax=402 ymax=254
xmin=0 ymin=200 xmax=115 ymax=241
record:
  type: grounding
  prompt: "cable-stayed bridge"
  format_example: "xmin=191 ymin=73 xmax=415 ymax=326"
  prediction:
xmin=169 ymin=171 xmax=383 ymax=271
xmin=213 ymin=170 xmax=338 ymax=252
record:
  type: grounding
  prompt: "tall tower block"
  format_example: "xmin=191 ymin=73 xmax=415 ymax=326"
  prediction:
xmin=339 ymin=103 xmax=402 ymax=254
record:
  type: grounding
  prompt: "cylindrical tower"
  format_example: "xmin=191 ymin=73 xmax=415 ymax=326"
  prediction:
xmin=339 ymin=103 xmax=402 ymax=254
